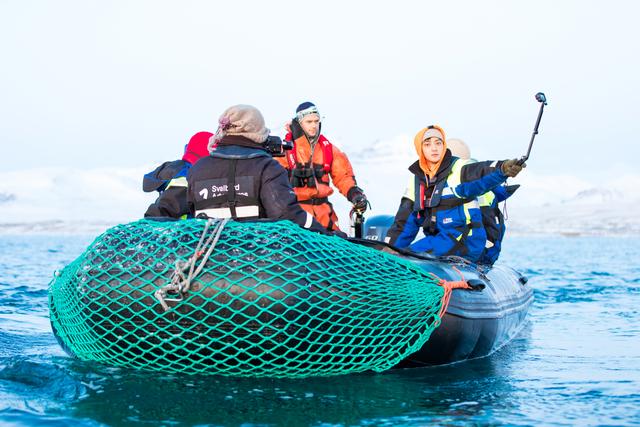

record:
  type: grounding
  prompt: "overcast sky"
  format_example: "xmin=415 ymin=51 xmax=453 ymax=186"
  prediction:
xmin=1 ymin=0 xmax=638 ymax=180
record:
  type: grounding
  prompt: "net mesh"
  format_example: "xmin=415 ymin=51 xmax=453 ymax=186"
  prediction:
xmin=49 ymin=219 xmax=444 ymax=378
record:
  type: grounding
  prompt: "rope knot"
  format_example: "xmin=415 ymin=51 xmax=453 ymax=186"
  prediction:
xmin=430 ymin=266 xmax=472 ymax=318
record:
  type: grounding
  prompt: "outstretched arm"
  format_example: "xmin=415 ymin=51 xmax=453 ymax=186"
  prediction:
xmin=453 ymin=168 xmax=508 ymax=199
xmin=454 ymin=159 xmax=524 ymax=199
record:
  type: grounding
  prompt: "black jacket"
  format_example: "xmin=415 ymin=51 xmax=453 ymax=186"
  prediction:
xmin=187 ymin=136 xmax=327 ymax=233
xmin=143 ymin=159 xmax=191 ymax=219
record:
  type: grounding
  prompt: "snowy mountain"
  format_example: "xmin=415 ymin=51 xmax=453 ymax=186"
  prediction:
xmin=342 ymin=138 xmax=640 ymax=237
xmin=1 ymin=141 xmax=638 ymax=236
xmin=506 ymin=178 xmax=640 ymax=236
xmin=0 ymin=167 xmax=157 ymax=234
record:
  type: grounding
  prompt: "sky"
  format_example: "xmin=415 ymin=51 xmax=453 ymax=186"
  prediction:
xmin=1 ymin=0 xmax=639 ymax=181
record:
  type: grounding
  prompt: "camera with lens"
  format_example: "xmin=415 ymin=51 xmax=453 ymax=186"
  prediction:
xmin=264 ymin=135 xmax=293 ymax=157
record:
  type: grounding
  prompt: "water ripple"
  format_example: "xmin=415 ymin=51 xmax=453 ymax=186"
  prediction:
xmin=0 ymin=234 xmax=639 ymax=426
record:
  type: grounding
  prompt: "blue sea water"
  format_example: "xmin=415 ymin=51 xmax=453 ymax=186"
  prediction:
xmin=0 ymin=234 xmax=639 ymax=426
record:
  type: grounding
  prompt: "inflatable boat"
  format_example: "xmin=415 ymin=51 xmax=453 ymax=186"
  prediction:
xmin=49 ymin=217 xmax=532 ymax=377
xmin=362 ymin=215 xmax=533 ymax=367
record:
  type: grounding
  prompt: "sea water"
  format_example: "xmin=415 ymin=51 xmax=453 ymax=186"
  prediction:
xmin=0 ymin=234 xmax=638 ymax=426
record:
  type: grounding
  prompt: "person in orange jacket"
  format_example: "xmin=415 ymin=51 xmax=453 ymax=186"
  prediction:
xmin=277 ymin=102 xmax=368 ymax=232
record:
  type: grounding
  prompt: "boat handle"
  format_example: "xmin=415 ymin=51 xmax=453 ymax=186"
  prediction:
xmin=465 ymin=279 xmax=485 ymax=291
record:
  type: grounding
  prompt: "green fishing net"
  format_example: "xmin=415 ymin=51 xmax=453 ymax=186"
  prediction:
xmin=49 ymin=219 xmax=444 ymax=378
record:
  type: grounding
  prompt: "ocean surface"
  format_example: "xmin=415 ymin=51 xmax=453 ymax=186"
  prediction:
xmin=0 ymin=233 xmax=639 ymax=426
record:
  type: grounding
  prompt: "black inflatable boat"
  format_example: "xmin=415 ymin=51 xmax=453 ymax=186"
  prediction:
xmin=49 ymin=217 xmax=532 ymax=376
xmin=361 ymin=215 xmax=533 ymax=367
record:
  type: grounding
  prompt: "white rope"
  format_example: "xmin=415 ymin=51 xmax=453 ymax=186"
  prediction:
xmin=154 ymin=218 xmax=229 ymax=311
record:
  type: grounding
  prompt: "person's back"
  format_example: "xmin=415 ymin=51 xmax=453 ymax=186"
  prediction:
xmin=187 ymin=105 xmax=329 ymax=234
xmin=143 ymin=131 xmax=212 ymax=219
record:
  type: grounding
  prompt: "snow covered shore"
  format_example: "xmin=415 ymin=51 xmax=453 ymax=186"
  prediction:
xmin=2 ymin=145 xmax=638 ymax=236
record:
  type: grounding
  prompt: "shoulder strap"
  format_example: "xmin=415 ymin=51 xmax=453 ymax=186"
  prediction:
xmin=319 ymin=138 xmax=333 ymax=172
xmin=413 ymin=174 xmax=425 ymax=211
xmin=285 ymin=144 xmax=297 ymax=170
xmin=227 ymin=159 xmax=238 ymax=218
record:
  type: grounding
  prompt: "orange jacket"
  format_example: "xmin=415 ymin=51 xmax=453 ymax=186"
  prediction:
xmin=277 ymin=133 xmax=357 ymax=201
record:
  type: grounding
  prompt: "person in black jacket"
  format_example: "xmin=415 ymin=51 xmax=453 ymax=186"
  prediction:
xmin=143 ymin=131 xmax=213 ymax=219
xmin=187 ymin=104 xmax=332 ymax=235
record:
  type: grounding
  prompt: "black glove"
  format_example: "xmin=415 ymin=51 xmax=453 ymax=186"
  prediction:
xmin=347 ymin=186 xmax=369 ymax=212
xmin=353 ymin=193 xmax=368 ymax=212
xmin=501 ymin=159 xmax=526 ymax=178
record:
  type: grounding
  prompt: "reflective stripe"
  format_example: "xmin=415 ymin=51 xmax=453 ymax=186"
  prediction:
xmin=447 ymin=158 xmax=471 ymax=187
xmin=460 ymin=199 xmax=480 ymax=237
xmin=465 ymin=199 xmax=479 ymax=209
xmin=195 ymin=205 xmax=259 ymax=219
xmin=447 ymin=158 xmax=472 ymax=197
xmin=477 ymin=191 xmax=496 ymax=207
xmin=166 ymin=176 xmax=188 ymax=189
xmin=304 ymin=212 xmax=313 ymax=229
xmin=441 ymin=187 xmax=455 ymax=196
xmin=403 ymin=176 xmax=415 ymax=201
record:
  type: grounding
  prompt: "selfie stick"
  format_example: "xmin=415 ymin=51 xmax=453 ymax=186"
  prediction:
xmin=518 ymin=92 xmax=547 ymax=165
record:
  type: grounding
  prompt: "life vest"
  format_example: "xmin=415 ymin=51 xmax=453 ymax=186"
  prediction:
xmin=477 ymin=191 xmax=503 ymax=245
xmin=477 ymin=185 xmax=520 ymax=265
xmin=192 ymin=159 xmax=262 ymax=220
xmin=411 ymin=158 xmax=483 ymax=256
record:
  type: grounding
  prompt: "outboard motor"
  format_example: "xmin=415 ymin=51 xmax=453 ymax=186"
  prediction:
xmin=363 ymin=215 xmax=395 ymax=242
